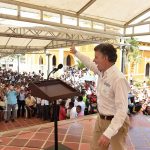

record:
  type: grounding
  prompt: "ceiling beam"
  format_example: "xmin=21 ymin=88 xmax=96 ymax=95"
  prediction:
xmin=0 ymin=51 xmax=45 ymax=54
xmin=0 ymin=0 xmax=123 ymax=28
xmin=124 ymin=32 xmax=150 ymax=37
xmin=77 ymin=0 xmax=96 ymax=15
xmin=140 ymin=16 xmax=150 ymax=23
xmin=0 ymin=14 xmax=122 ymax=37
xmin=0 ymin=32 xmax=103 ymax=43
xmin=0 ymin=26 xmax=118 ymax=43
xmin=45 ymin=39 xmax=117 ymax=49
xmin=126 ymin=21 xmax=150 ymax=27
xmin=124 ymin=7 xmax=150 ymax=27
xmin=0 ymin=45 xmax=43 ymax=50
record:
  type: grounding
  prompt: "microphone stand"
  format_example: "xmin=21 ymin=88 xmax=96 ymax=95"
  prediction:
xmin=47 ymin=68 xmax=57 ymax=80
xmin=46 ymin=68 xmax=59 ymax=150
xmin=47 ymin=64 xmax=62 ymax=80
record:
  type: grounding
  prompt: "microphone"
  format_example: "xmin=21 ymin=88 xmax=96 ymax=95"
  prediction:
xmin=47 ymin=64 xmax=63 ymax=80
xmin=51 ymin=67 xmax=57 ymax=73
xmin=53 ymin=64 xmax=63 ymax=73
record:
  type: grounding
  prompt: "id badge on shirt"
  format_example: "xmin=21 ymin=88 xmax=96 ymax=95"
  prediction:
xmin=101 ymin=82 xmax=111 ymax=97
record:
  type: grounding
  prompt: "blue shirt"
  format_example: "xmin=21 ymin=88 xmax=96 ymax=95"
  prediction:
xmin=6 ymin=90 xmax=18 ymax=105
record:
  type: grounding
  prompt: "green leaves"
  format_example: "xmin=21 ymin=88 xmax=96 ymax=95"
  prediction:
xmin=125 ymin=37 xmax=142 ymax=64
xmin=77 ymin=60 xmax=85 ymax=69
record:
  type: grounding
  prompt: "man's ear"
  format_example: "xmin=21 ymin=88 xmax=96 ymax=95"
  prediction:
xmin=104 ymin=55 xmax=109 ymax=61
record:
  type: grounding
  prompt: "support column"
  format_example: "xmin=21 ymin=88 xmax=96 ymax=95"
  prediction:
xmin=59 ymin=48 xmax=64 ymax=74
xmin=120 ymin=37 xmax=126 ymax=73
xmin=17 ymin=54 xmax=20 ymax=73
xmin=121 ymin=46 xmax=126 ymax=73
xmin=46 ymin=53 xmax=51 ymax=78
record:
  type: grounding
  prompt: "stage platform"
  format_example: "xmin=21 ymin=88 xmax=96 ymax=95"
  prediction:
xmin=0 ymin=113 xmax=150 ymax=150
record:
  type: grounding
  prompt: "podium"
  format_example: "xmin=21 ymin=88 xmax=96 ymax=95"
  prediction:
xmin=29 ymin=79 xmax=80 ymax=150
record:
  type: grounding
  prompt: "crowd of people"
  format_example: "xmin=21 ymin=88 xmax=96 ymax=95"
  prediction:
xmin=128 ymin=84 xmax=150 ymax=115
xmin=0 ymin=65 xmax=149 ymax=124
xmin=0 ymin=67 xmax=97 ymax=123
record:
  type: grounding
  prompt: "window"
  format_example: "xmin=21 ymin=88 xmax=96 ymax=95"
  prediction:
xmin=9 ymin=64 xmax=13 ymax=67
xmin=66 ymin=55 xmax=71 ymax=66
xmin=39 ymin=56 xmax=43 ymax=65
xmin=145 ymin=63 xmax=150 ymax=77
xmin=52 ymin=55 xmax=56 ymax=66
xmin=2 ymin=64 xmax=6 ymax=67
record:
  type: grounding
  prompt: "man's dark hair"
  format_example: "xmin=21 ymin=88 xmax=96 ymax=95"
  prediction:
xmin=60 ymin=100 xmax=66 ymax=106
xmin=78 ymin=96 xmax=83 ymax=102
xmin=69 ymin=102 xmax=74 ymax=108
xmin=94 ymin=43 xmax=117 ymax=63
xmin=76 ymin=105 xmax=81 ymax=110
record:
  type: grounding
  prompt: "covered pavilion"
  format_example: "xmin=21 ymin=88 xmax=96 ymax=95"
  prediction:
xmin=0 ymin=0 xmax=149 ymax=57
xmin=0 ymin=1 xmax=150 ymax=150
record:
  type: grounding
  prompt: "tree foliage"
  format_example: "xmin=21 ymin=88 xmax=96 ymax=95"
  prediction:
xmin=126 ymin=37 xmax=142 ymax=64
xmin=125 ymin=37 xmax=142 ymax=73
xmin=77 ymin=60 xmax=85 ymax=69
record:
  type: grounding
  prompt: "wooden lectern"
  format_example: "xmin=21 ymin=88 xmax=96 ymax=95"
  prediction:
xmin=29 ymin=79 xmax=80 ymax=150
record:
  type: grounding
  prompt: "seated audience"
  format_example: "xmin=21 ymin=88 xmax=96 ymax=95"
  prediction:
xmin=25 ymin=93 xmax=36 ymax=118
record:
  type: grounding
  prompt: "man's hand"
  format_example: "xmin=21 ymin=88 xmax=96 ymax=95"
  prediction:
xmin=70 ymin=45 xmax=77 ymax=54
xmin=98 ymin=134 xmax=110 ymax=148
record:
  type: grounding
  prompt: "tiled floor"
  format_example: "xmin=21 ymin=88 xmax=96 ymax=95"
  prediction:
xmin=0 ymin=118 xmax=49 ymax=132
xmin=0 ymin=113 xmax=150 ymax=150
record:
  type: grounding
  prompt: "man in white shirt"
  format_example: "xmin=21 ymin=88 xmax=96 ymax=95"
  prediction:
xmin=70 ymin=43 xmax=130 ymax=150
xmin=41 ymin=99 xmax=50 ymax=120
xmin=69 ymin=102 xmax=77 ymax=119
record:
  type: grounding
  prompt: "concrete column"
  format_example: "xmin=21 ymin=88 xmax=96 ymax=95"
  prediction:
xmin=59 ymin=48 xmax=64 ymax=74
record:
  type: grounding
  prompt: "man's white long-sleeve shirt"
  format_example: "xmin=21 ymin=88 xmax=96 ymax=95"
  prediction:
xmin=76 ymin=51 xmax=130 ymax=139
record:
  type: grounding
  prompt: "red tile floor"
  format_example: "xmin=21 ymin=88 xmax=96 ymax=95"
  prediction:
xmin=0 ymin=113 xmax=150 ymax=150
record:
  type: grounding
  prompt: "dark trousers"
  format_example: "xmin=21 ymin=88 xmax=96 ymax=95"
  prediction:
xmin=36 ymin=104 xmax=41 ymax=118
xmin=51 ymin=104 xmax=60 ymax=122
xmin=26 ymin=106 xmax=36 ymax=118
xmin=0 ymin=109 xmax=4 ymax=121
xmin=17 ymin=100 xmax=25 ymax=117
xmin=128 ymin=104 xmax=134 ymax=114
xmin=41 ymin=105 xmax=50 ymax=121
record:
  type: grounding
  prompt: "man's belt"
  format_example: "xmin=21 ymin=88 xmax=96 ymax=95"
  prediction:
xmin=99 ymin=114 xmax=114 ymax=120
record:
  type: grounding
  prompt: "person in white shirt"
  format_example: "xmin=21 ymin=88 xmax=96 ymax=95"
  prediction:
xmin=17 ymin=89 xmax=26 ymax=118
xmin=41 ymin=99 xmax=50 ymax=120
xmin=67 ymin=101 xmax=77 ymax=119
xmin=70 ymin=43 xmax=130 ymax=150
xmin=36 ymin=97 xmax=41 ymax=118
xmin=75 ymin=96 xmax=85 ymax=116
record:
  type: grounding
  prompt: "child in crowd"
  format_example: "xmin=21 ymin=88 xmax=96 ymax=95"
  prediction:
xmin=75 ymin=96 xmax=85 ymax=116
xmin=76 ymin=105 xmax=83 ymax=117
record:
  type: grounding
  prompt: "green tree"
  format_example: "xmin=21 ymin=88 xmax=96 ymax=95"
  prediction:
xmin=125 ymin=37 xmax=142 ymax=73
xmin=77 ymin=60 xmax=85 ymax=70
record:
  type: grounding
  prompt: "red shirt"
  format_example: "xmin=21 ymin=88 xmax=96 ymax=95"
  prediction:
xmin=59 ymin=106 xmax=66 ymax=120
